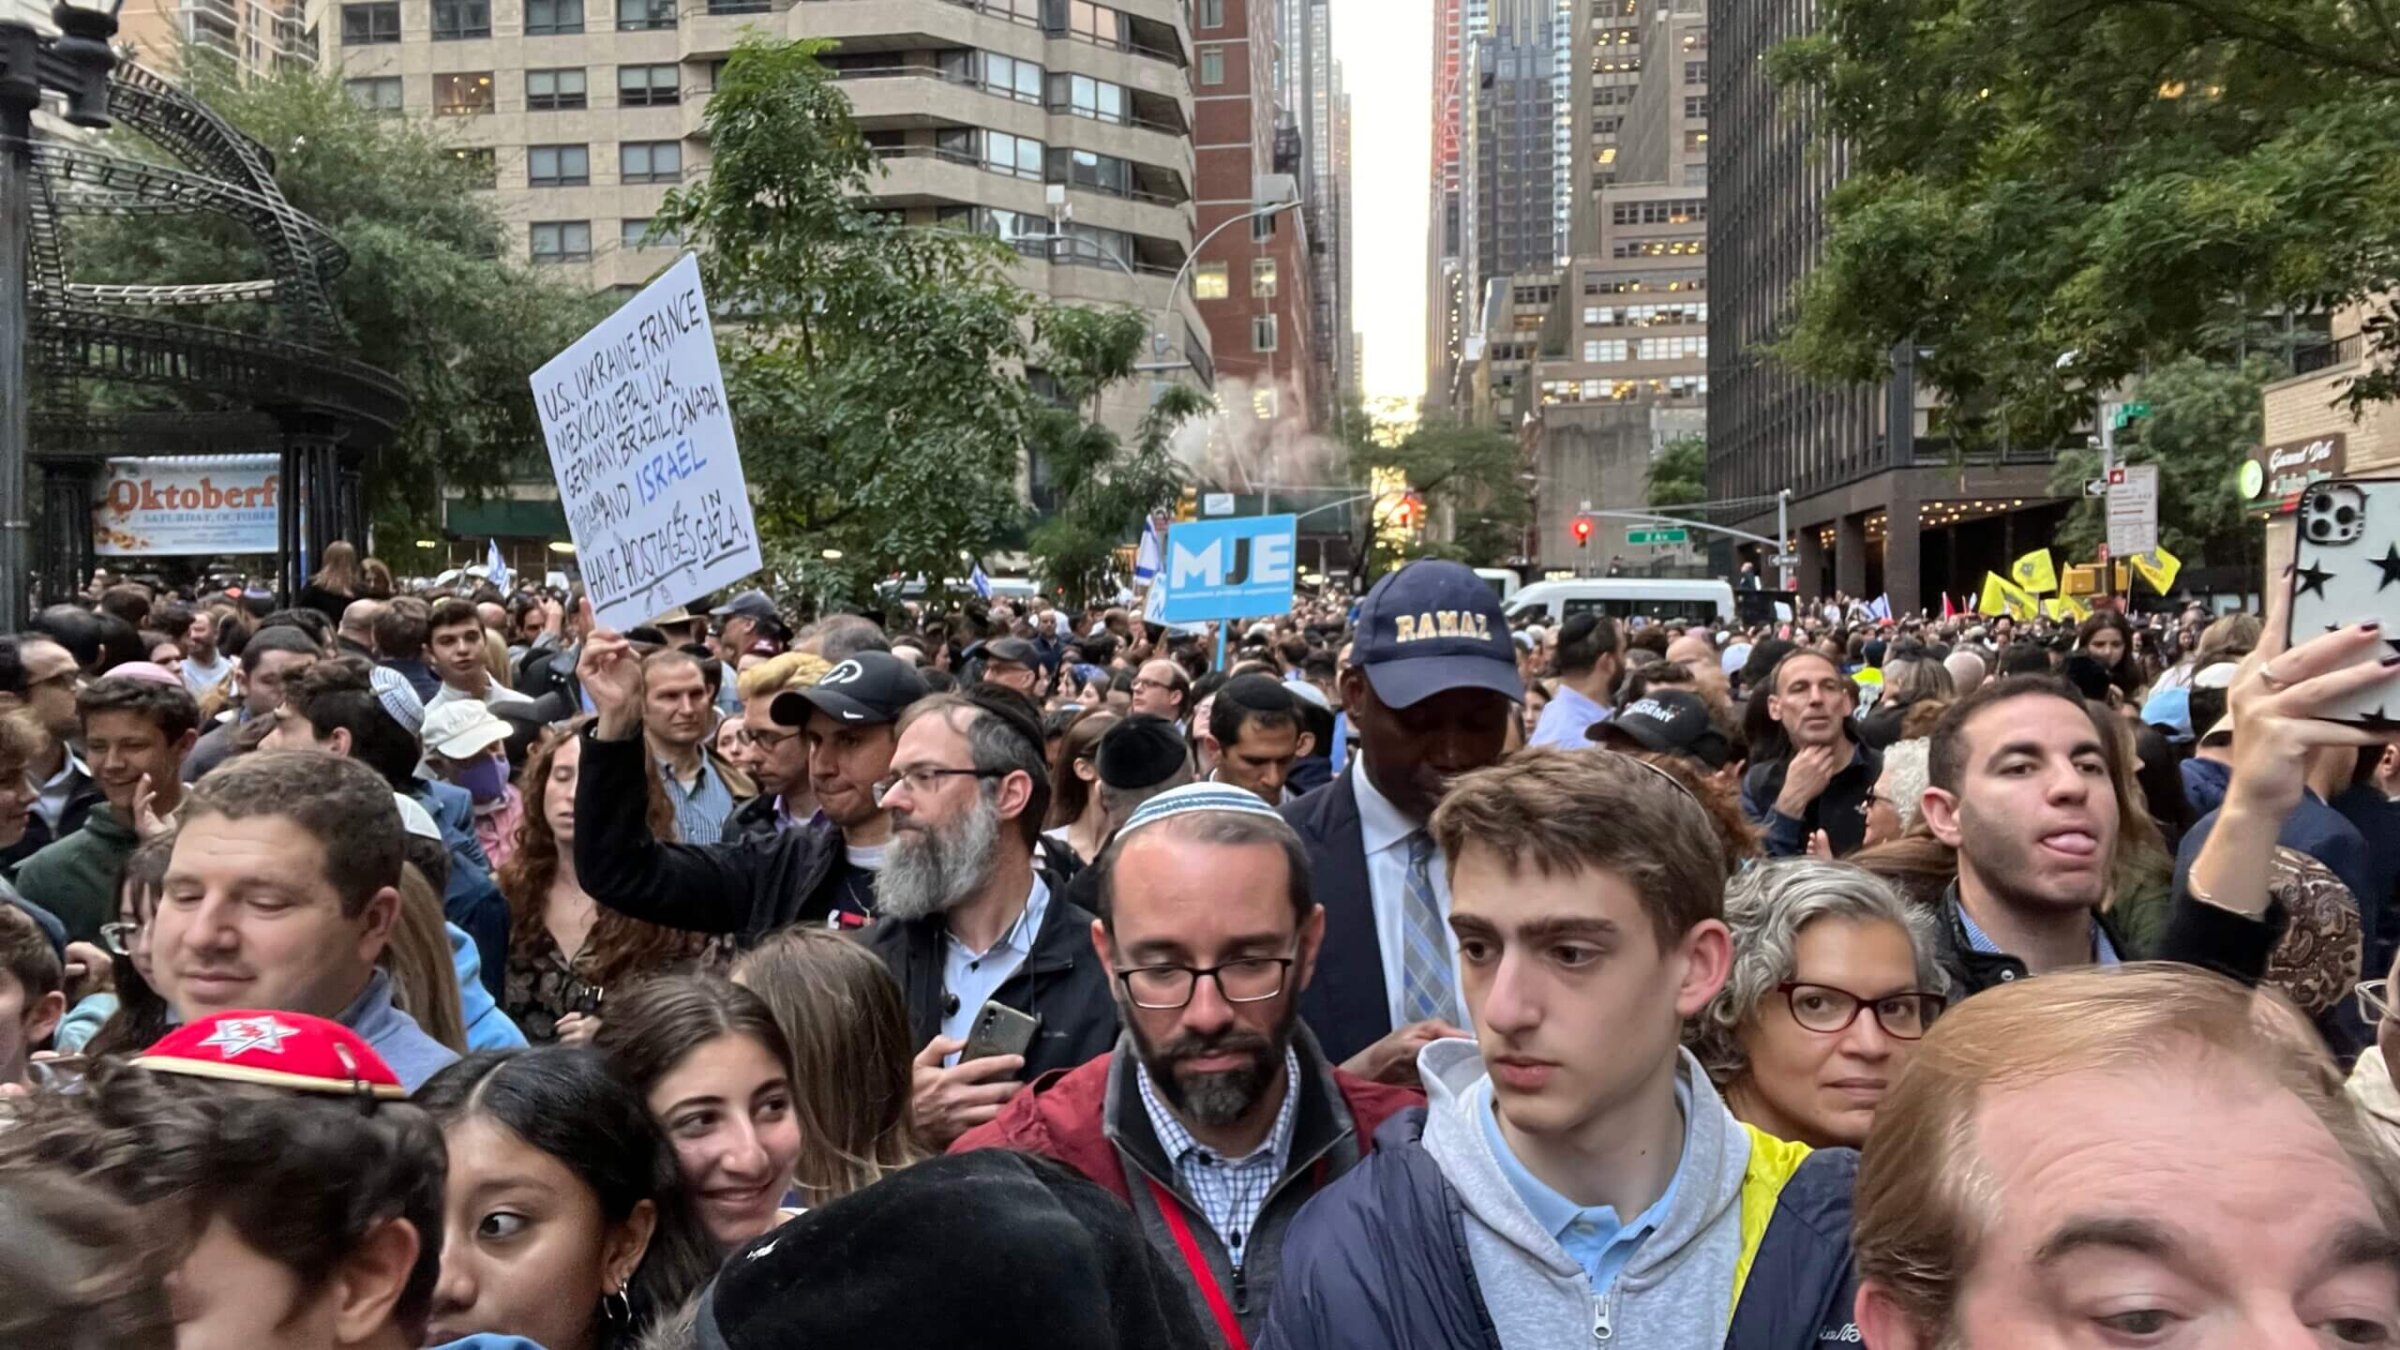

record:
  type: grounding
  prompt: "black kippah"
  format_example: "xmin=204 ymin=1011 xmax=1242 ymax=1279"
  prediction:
xmin=1095 ymin=715 xmax=1187 ymax=790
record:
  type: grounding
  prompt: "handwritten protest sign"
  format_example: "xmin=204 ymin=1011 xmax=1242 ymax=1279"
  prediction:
xmin=532 ymin=253 xmax=760 ymax=631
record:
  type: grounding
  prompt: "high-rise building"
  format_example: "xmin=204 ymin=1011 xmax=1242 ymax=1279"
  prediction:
xmin=1270 ymin=0 xmax=1347 ymax=426
xmin=1708 ymin=0 xmax=2062 ymax=610
xmin=1191 ymin=0 xmax=1316 ymax=427
xmin=332 ymin=0 xmax=1211 ymax=436
xmin=1424 ymin=0 xmax=1465 ymax=408
xmin=114 ymin=0 xmax=320 ymax=77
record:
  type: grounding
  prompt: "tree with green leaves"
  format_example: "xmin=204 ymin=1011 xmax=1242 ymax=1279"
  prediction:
xmin=1351 ymin=415 xmax=1529 ymax=579
xmin=72 ymin=55 xmax=609 ymax=552
xmin=654 ymin=36 xmax=1045 ymax=610
xmin=1021 ymin=307 xmax=1205 ymax=609
xmin=2046 ymin=356 xmax=2268 ymax=572
xmin=1648 ymin=434 xmax=1708 ymax=510
xmin=1768 ymin=0 xmax=2400 ymax=448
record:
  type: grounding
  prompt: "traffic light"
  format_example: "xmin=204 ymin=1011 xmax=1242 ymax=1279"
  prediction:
xmin=1174 ymin=486 xmax=1198 ymax=522
xmin=1394 ymin=494 xmax=1416 ymax=529
xmin=1572 ymin=516 xmax=1593 ymax=549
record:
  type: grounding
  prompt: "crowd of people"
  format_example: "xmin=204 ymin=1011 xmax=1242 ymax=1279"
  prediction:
xmin=1 ymin=541 xmax=2397 ymax=1350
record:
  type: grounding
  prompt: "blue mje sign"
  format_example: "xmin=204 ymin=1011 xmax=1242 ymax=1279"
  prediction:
xmin=1160 ymin=514 xmax=1298 ymax=623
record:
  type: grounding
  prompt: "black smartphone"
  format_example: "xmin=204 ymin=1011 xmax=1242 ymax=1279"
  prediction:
xmin=566 ymin=980 xmax=605 ymax=1017
xmin=960 ymin=1000 xmax=1041 ymax=1062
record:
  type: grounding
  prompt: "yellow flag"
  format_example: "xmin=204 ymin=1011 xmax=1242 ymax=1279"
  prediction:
xmin=2127 ymin=545 xmax=2182 ymax=596
xmin=1980 ymin=572 xmax=2039 ymax=619
xmin=2044 ymin=595 xmax=2091 ymax=623
xmin=2011 ymin=548 xmax=2058 ymax=595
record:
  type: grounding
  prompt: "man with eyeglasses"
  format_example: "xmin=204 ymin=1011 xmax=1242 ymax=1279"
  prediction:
xmin=954 ymin=783 xmax=1422 ymax=1349
xmin=0 ymin=636 xmax=99 ymax=870
xmin=575 ymin=617 xmax=924 ymax=941
xmin=1130 ymin=658 xmax=1192 ymax=724
xmin=872 ymin=687 xmax=1116 ymax=1147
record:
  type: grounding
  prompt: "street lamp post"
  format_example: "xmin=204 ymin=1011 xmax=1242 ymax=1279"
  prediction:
xmin=1144 ymin=195 xmax=1301 ymax=375
xmin=0 ymin=1 xmax=119 ymax=632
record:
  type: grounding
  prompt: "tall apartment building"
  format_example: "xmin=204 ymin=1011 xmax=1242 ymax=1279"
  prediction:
xmin=1269 ymin=0 xmax=1345 ymax=424
xmin=114 ymin=0 xmax=320 ymax=76
xmin=1423 ymin=0 xmax=1465 ymax=409
xmin=1189 ymin=0 xmax=1316 ymax=428
xmin=1708 ymin=0 xmax=2059 ymax=611
xmin=331 ymin=0 xmax=1212 ymax=437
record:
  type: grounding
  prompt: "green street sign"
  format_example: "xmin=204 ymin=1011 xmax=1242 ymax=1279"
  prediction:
xmin=1626 ymin=527 xmax=1689 ymax=545
xmin=2111 ymin=401 xmax=2152 ymax=430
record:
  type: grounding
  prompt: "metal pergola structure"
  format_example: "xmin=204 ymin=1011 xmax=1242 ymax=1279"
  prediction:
xmin=13 ymin=50 xmax=409 ymax=604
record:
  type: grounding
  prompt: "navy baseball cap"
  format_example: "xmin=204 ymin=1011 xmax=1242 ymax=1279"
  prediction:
xmin=1350 ymin=560 xmax=1522 ymax=709
xmin=1591 ymin=690 xmax=1732 ymax=769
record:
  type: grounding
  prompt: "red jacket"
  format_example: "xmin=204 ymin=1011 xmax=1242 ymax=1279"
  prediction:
xmin=952 ymin=1046 xmax=1422 ymax=1205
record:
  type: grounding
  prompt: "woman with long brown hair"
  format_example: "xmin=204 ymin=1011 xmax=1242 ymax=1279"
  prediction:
xmin=1041 ymin=707 xmax=1119 ymax=866
xmin=297 ymin=539 xmax=363 ymax=623
xmin=731 ymin=928 xmax=927 ymax=1208
xmin=499 ymin=721 xmax=726 ymax=1044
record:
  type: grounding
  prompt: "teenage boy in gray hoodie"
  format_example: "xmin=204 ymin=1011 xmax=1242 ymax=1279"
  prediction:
xmin=1261 ymin=749 xmax=1859 ymax=1350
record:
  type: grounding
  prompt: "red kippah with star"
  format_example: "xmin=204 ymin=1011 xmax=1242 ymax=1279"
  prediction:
xmin=131 ymin=1011 xmax=408 ymax=1100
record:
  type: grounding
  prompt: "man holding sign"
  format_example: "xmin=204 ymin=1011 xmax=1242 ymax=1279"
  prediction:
xmin=530 ymin=253 xmax=763 ymax=633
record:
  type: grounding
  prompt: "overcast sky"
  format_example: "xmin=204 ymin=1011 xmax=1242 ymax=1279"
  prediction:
xmin=1329 ymin=0 xmax=1432 ymax=404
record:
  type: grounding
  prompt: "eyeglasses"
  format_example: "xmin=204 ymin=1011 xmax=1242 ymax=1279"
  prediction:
xmin=873 ymin=766 xmax=1003 ymax=806
xmin=1856 ymin=791 xmax=1896 ymax=819
xmin=1130 ymin=677 xmax=1178 ymax=695
xmin=1775 ymin=982 xmax=1946 ymax=1040
xmin=2358 ymin=979 xmax=2393 ymax=1027
xmin=1116 ymin=955 xmax=1296 ymax=1010
xmin=100 ymin=921 xmax=142 ymax=957
xmin=737 ymin=726 xmax=805 ymax=752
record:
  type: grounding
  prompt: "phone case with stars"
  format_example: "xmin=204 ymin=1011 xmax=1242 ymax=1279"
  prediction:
xmin=2288 ymin=477 xmax=2400 ymax=730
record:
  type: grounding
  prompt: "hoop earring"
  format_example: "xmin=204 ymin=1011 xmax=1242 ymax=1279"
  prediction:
xmin=603 ymin=1287 xmax=633 ymax=1327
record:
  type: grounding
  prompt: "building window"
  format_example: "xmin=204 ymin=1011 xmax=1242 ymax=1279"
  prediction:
xmin=1582 ymin=340 xmax=1628 ymax=362
xmin=528 ymin=144 xmax=590 ymax=187
xmin=937 ymin=49 xmax=1043 ymax=104
xmin=1048 ymin=147 xmax=1130 ymax=196
xmin=1685 ymin=129 xmax=1709 ymax=151
xmin=1193 ymin=262 xmax=1228 ymax=300
xmin=524 ymin=0 xmax=582 ymax=33
xmin=706 ymin=0 xmax=766 ymax=13
xmin=620 ymin=140 xmax=682 ymax=184
xmin=1198 ymin=45 xmax=1223 ymax=85
xmin=1635 ymin=336 xmax=1707 ymax=361
xmin=431 ymin=0 xmax=488 ymax=38
xmin=617 ymin=0 xmax=674 ymax=30
xmin=1251 ymin=208 xmax=1276 ymax=242
xmin=1613 ymin=236 xmax=1705 ymax=258
xmin=344 ymin=74 xmax=402 ymax=111
xmin=526 ymin=67 xmax=586 ymax=110
xmin=1610 ymin=199 xmax=1706 ymax=226
xmin=338 ymin=1 xmax=398 ymax=44
xmin=1251 ymin=257 xmax=1276 ymax=298
xmin=622 ymin=218 xmax=680 ymax=250
xmin=1684 ymin=95 xmax=1707 ymax=119
xmin=618 ymin=63 xmax=679 ymax=105
xmin=452 ymin=146 xmax=496 ymax=186
xmin=1049 ymin=72 xmax=1125 ymax=123
xmin=531 ymin=220 xmax=592 ymax=263
xmin=935 ymin=127 xmax=1043 ymax=179
xmin=1684 ymin=59 xmax=1706 ymax=84
xmin=1199 ymin=0 xmax=1222 ymax=28
xmin=1060 ymin=1 xmax=1127 ymax=47
xmin=1252 ymin=315 xmax=1278 ymax=351
xmin=434 ymin=72 xmax=493 ymax=114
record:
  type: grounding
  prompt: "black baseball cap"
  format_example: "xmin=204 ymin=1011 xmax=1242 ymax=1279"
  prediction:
xmin=1591 ymin=690 xmax=1732 ymax=769
xmin=709 ymin=588 xmax=778 ymax=622
xmin=1349 ymin=560 xmax=1522 ymax=709
xmin=772 ymin=651 xmax=928 ymax=728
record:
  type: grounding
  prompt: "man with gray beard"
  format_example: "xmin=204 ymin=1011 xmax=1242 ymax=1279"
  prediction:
xmin=952 ymin=784 xmax=1423 ymax=1348
xmin=869 ymin=686 xmax=1118 ymax=1147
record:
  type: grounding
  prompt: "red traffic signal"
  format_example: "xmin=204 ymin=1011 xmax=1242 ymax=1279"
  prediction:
xmin=1572 ymin=516 xmax=1593 ymax=548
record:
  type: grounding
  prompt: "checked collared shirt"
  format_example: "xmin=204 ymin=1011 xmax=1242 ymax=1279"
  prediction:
xmin=1135 ymin=1045 xmax=1302 ymax=1271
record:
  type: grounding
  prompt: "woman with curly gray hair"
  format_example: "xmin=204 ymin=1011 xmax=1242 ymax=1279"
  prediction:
xmin=1689 ymin=859 xmax=1950 ymax=1148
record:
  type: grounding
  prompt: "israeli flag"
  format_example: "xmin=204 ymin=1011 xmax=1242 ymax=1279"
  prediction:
xmin=969 ymin=563 xmax=993 ymax=600
xmin=1867 ymin=593 xmax=1892 ymax=622
xmin=1133 ymin=512 xmax=1164 ymax=587
xmin=486 ymin=539 xmax=511 ymax=591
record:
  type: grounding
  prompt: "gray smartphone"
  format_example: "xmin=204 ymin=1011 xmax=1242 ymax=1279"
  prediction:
xmin=960 ymin=1000 xmax=1042 ymax=1062
xmin=2288 ymin=477 xmax=2400 ymax=727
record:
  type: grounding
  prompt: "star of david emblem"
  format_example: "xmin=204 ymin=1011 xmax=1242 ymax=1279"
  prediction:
xmin=196 ymin=1015 xmax=300 ymax=1058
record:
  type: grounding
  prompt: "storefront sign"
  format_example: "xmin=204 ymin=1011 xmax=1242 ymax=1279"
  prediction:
xmin=90 ymin=455 xmax=279 ymax=556
xmin=2244 ymin=433 xmax=2347 ymax=510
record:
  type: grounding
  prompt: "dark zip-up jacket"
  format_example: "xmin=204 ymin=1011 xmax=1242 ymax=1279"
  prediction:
xmin=1740 ymin=739 xmax=1883 ymax=858
xmin=952 ymin=1026 xmax=1422 ymax=1347
xmin=573 ymin=727 xmax=848 ymax=945
xmin=863 ymin=871 xmax=1117 ymax=1081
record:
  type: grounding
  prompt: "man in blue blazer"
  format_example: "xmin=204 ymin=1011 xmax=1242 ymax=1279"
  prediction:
xmin=1280 ymin=561 xmax=1522 ymax=1082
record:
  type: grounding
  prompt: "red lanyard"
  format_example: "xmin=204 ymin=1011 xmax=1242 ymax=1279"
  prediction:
xmin=1143 ymin=1175 xmax=1253 ymax=1350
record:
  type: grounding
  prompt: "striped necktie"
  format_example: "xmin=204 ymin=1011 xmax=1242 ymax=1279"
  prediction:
xmin=1399 ymin=831 xmax=1461 ymax=1026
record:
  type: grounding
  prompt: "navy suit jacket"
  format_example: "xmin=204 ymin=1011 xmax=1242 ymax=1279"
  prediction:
xmin=1280 ymin=766 xmax=1393 ymax=1066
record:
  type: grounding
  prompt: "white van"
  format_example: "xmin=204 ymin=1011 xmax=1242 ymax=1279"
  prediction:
xmin=1472 ymin=568 xmax=1521 ymax=605
xmin=1506 ymin=577 xmax=1736 ymax=627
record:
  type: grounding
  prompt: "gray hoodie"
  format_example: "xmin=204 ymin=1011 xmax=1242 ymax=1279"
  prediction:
xmin=1418 ymin=1037 xmax=1751 ymax=1348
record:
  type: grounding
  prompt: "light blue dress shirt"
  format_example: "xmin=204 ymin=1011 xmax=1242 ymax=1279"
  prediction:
xmin=1476 ymin=1071 xmax=1694 ymax=1293
xmin=1527 ymin=683 xmax=1610 ymax=749
xmin=1956 ymin=901 xmax=2120 ymax=965
xmin=938 ymin=874 xmax=1051 ymax=1063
